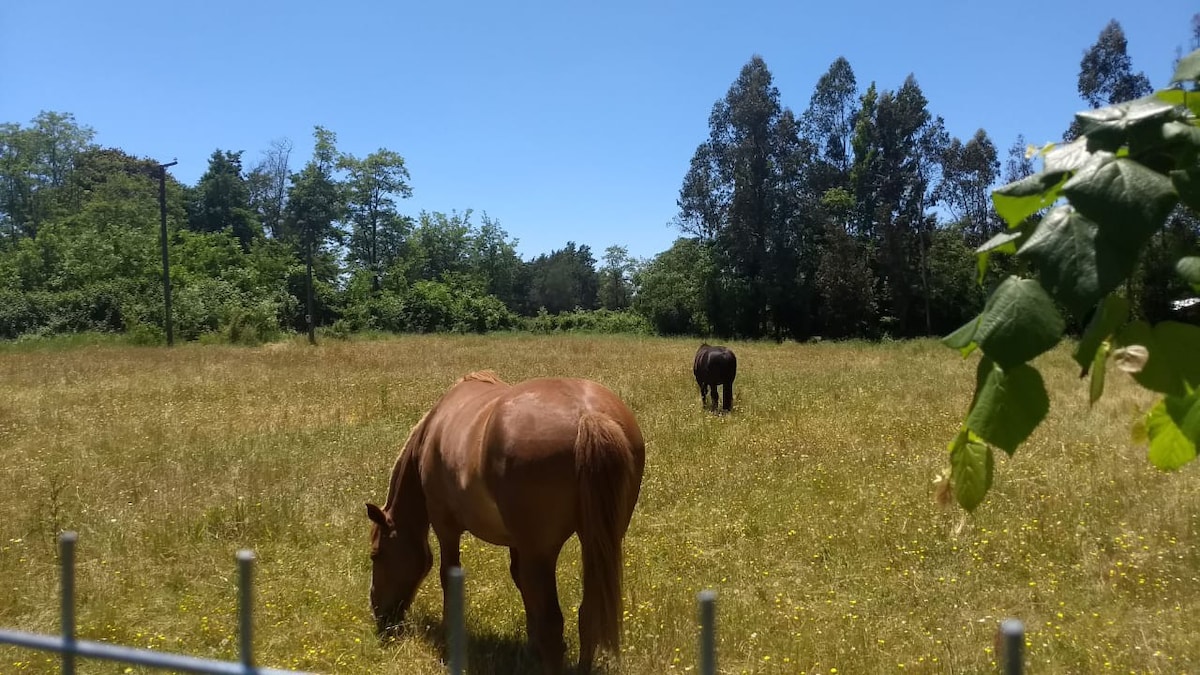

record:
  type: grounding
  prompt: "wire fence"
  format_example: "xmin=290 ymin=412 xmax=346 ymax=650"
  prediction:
xmin=0 ymin=532 xmax=1027 ymax=674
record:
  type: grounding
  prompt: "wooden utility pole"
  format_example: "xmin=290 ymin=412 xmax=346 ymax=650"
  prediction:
xmin=302 ymin=219 xmax=316 ymax=345
xmin=157 ymin=160 xmax=178 ymax=346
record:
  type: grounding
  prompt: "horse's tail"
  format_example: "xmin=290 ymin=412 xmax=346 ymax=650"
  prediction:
xmin=574 ymin=412 xmax=636 ymax=655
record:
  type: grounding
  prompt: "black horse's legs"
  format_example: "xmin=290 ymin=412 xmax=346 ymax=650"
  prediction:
xmin=698 ymin=382 xmax=708 ymax=407
xmin=722 ymin=381 xmax=733 ymax=412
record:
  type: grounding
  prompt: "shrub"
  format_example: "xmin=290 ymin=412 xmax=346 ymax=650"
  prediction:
xmin=523 ymin=308 xmax=653 ymax=335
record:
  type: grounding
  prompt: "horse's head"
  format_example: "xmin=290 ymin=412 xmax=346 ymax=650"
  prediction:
xmin=365 ymin=502 xmax=432 ymax=636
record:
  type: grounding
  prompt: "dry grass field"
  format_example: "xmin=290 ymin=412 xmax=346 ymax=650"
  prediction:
xmin=1 ymin=333 xmax=1197 ymax=674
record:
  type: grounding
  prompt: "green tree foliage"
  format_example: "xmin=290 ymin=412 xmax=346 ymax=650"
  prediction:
xmin=677 ymin=56 xmax=813 ymax=339
xmin=598 ymin=245 xmax=635 ymax=310
xmin=0 ymin=144 xmax=291 ymax=343
xmin=1134 ymin=210 xmax=1200 ymax=324
xmin=1003 ymin=135 xmax=1036 ymax=185
xmin=468 ymin=213 xmax=524 ymax=309
xmin=632 ymin=238 xmax=712 ymax=335
xmin=246 ymin=138 xmax=292 ymax=238
xmin=0 ymin=111 xmax=95 ymax=239
xmin=5 ymin=17 xmax=1195 ymax=348
xmin=1079 ymin=20 xmax=1153 ymax=108
xmin=941 ymin=51 xmax=1200 ymax=511
xmin=340 ymin=148 xmax=412 ymax=291
xmin=813 ymin=189 xmax=878 ymax=339
xmin=1066 ymin=20 xmax=1154 ymax=139
xmin=408 ymin=209 xmax=474 ymax=283
xmin=801 ymin=57 xmax=858 ymax=192
xmin=936 ymin=130 xmax=1001 ymax=247
xmin=851 ymin=76 xmax=948 ymax=336
xmin=282 ymin=127 xmax=346 ymax=334
xmin=189 ymin=150 xmax=260 ymax=249
xmin=525 ymin=241 xmax=599 ymax=314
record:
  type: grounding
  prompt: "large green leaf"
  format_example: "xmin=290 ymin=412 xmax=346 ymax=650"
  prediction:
xmin=1062 ymin=154 xmax=1178 ymax=253
xmin=1145 ymin=393 xmax=1200 ymax=470
xmin=949 ymin=428 xmax=993 ymax=512
xmin=1127 ymin=119 xmax=1200 ymax=169
xmin=942 ymin=314 xmax=980 ymax=357
xmin=1171 ymin=48 xmax=1200 ymax=85
xmin=1177 ymin=256 xmax=1200 ymax=293
xmin=1156 ymin=89 xmax=1200 ymax=119
xmin=1073 ymin=293 xmax=1130 ymax=373
xmin=991 ymin=172 xmax=1069 ymax=229
xmin=1160 ymin=122 xmax=1200 ymax=162
xmin=1043 ymin=137 xmax=1093 ymax=174
xmin=1166 ymin=391 xmax=1200 ymax=444
xmin=974 ymin=276 xmax=1065 ymax=369
xmin=1075 ymin=97 xmax=1178 ymax=150
xmin=1117 ymin=321 xmax=1200 ymax=397
xmin=1018 ymin=206 xmax=1108 ymax=318
xmin=975 ymin=229 xmax=1024 ymax=283
xmin=966 ymin=360 xmax=1050 ymax=455
xmin=1171 ymin=167 xmax=1200 ymax=212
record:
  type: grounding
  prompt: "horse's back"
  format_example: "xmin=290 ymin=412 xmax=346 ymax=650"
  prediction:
xmin=694 ymin=344 xmax=737 ymax=383
xmin=483 ymin=378 xmax=644 ymax=550
xmin=488 ymin=378 xmax=643 ymax=462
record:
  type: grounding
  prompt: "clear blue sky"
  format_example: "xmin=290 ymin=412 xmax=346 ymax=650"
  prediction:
xmin=1 ymin=1 xmax=1193 ymax=261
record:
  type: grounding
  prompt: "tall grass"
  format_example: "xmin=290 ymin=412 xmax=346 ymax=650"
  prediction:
xmin=0 ymin=334 xmax=1196 ymax=673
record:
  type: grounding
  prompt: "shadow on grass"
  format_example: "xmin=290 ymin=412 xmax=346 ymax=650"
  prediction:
xmin=387 ymin=609 xmax=608 ymax=674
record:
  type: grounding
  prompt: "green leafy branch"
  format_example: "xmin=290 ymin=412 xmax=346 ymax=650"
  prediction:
xmin=941 ymin=50 xmax=1200 ymax=511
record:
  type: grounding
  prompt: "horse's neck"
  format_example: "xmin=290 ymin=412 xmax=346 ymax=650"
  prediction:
xmin=385 ymin=446 xmax=429 ymax=532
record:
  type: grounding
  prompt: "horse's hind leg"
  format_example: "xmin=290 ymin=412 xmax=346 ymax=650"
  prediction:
xmin=698 ymin=382 xmax=708 ymax=408
xmin=515 ymin=554 xmax=566 ymax=675
xmin=508 ymin=547 xmax=537 ymax=646
xmin=722 ymin=381 xmax=733 ymax=412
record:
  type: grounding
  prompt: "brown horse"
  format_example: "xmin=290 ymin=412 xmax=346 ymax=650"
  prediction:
xmin=365 ymin=370 xmax=646 ymax=674
xmin=693 ymin=343 xmax=737 ymax=412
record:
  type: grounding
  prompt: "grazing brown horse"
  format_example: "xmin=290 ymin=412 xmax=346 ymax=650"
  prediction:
xmin=365 ymin=370 xmax=646 ymax=674
xmin=693 ymin=343 xmax=737 ymax=412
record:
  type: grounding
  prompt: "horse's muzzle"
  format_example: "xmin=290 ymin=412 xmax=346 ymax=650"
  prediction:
xmin=373 ymin=605 xmax=406 ymax=640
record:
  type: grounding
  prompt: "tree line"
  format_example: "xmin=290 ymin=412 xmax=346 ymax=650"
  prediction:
xmin=657 ymin=17 xmax=1199 ymax=341
xmin=0 ymin=121 xmax=637 ymax=342
xmin=1 ymin=17 xmax=1195 ymax=344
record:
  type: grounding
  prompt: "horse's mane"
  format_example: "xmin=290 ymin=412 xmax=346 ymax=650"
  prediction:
xmin=458 ymin=369 xmax=504 ymax=385
xmin=382 ymin=409 xmax=432 ymax=511
xmin=382 ymin=371 xmax=504 ymax=510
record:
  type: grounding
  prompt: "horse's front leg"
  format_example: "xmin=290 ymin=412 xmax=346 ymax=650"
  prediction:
xmin=435 ymin=531 xmax=464 ymax=629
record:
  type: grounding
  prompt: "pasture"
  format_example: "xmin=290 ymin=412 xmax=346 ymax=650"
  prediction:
xmin=1 ymin=333 xmax=1197 ymax=674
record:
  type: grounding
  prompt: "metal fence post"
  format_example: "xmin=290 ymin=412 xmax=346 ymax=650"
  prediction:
xmin=697 ymin=590 xmax=716 ymax=675
xmin=1001 ymin=618 xmax=1024 ymax=675
xmin=238 ymin=550 xmax=255 ymax=670
xmin=60 ymin=532 xmax=77 ymax=675
xmin=447 ymin=567 xmax=466 ymax=675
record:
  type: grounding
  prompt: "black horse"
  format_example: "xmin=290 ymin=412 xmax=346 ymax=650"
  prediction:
xmin=693 ymin=343 xmax=737 ymax=412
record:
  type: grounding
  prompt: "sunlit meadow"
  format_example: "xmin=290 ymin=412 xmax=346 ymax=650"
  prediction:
xmin=1 ymin=333 xmax=1197 ymax=673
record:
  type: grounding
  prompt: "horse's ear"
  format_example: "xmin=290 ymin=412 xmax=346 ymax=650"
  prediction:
xmin=366 ymin=503 xmax=388 ymax=527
